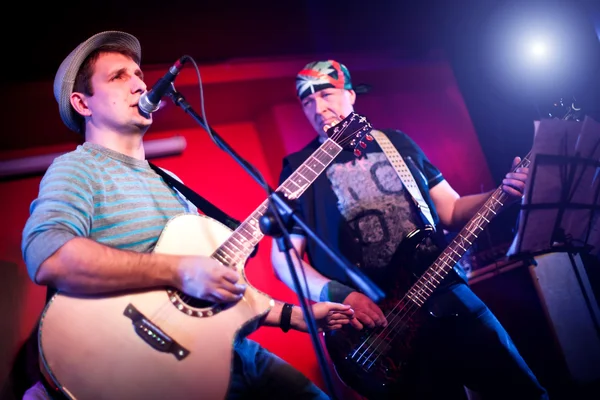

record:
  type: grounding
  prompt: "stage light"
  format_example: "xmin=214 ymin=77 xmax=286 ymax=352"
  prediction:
xmin=481 ymin=1 xmax=583 ymax=99
xmin=529 ymin=40 xmax=548 ymax=60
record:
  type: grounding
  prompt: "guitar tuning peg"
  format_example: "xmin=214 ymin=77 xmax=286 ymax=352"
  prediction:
xmin=359 ymin=141 xmax=367 ymax=149
xmin=365 ymin=134 xmax=374 ymax=141
xmin=354 ymin=149 xmax=362 ymax=157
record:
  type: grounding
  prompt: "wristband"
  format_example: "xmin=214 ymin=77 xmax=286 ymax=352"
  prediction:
xmin=280 ymin=303 xmax=294 ymax=333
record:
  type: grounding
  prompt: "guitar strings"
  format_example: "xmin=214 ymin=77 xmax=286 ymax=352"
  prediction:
xmin=348 ymin=154 xmax=530 ymax=370
xmin=151 ymin=113 xmax=370 ymax=324
xmin=151 ymin=121 xmax=528 ymax=368
xmin=350 ymin=244 xmax=471 ymax=368
xmin=351 ymin=190 xmax=510 ymax=369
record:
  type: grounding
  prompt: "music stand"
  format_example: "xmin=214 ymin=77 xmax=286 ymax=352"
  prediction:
xmin=508 ymin=117 xmax=600 ymax=257
xmin=507 ymin=116 xmax=600 ymax=384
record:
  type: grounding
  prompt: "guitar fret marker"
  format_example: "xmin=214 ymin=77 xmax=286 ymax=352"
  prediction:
xmin=477 ymin=213 xmax=490 ymax=222
xmin=450 ymin=248 xmax=462 ymax=258
xmin=432 ymin=269 xmax=444 ymax=279
xmin=484 ymin=205 xmax=497 ymax=215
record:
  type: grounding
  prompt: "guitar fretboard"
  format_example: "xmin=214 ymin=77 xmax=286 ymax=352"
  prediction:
xmin=406 ymin=153 xmax=532 ymax=307
xmin=212 ymin=139 xmax=344 ymax=267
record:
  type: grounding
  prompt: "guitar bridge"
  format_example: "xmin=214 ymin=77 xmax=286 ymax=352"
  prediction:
xmin=124 ymin=303 xmax=190 ymax=360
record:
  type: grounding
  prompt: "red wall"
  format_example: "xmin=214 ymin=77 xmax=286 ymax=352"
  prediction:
xmin=0 ymin=53 xmax=494 ymax=397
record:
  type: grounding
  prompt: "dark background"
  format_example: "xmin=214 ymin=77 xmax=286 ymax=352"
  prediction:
xmin=1 ymin=1 xmax=599 ymax=398
xmin=3 ymin=0 xmax=599 ymax=182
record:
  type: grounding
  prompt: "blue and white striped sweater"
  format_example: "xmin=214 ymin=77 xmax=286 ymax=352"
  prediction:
xmin=22 ymin=142 xmax=197 ymax=281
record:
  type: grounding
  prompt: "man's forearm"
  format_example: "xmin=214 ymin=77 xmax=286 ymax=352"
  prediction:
xmin=261 ymin=302 xmax=311 ymax=332
xmin=449 ymin=191 xmax=494 ymax=230
xmin=35 ymin=237 xmax=178 ymax=294
xmin=272 ymin=251 xmax=329 ymax=302
xmin=262 ymin=301 xmax=294 ymax=327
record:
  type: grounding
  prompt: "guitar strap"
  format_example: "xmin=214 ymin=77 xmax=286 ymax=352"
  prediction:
xmin=370 ymin=130 xmax=436 ymax=230
xmin=148 ymin=162 xmax=242 ymax=232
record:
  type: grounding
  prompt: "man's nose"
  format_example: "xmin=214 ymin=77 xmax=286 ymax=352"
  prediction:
xmin=132 ymin=75 xmax=147 ymax=93
xmin=315 ymin=97 xmax=328 ymax=113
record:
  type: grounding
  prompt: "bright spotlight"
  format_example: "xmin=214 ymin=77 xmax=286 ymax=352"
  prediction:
xmin=530 ymin=41 xmax=548 ymax=58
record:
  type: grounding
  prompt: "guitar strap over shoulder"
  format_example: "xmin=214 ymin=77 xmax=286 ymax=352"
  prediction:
xmin=148 ymin=162 xmax=242 ymax=232
xmin=370 ymin=130 xmax=436 ymax=230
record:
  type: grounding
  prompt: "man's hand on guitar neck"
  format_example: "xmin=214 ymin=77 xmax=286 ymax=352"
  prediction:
xmin=501 ymin=156 xmax=529 ymax=202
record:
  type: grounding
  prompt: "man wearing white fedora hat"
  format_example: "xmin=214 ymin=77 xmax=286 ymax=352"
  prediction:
xmin=21 ymin=31 xmax=354 ymax=400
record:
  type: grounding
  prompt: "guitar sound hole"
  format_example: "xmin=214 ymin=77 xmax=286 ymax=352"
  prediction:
xmin=176 ymin=292 xmax=214 ymax=308
xmin=167 ymin=289 xmax=214 ymax=309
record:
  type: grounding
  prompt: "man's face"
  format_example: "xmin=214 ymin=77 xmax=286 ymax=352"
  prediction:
xmin=300 ymin=88 xmax=356 ymax=139
xmin=82 ymin=52 xmax=152 ymax=133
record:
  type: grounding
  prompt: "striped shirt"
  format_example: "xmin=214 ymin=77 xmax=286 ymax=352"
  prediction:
xmin=22 ymin=142 xmax=197 ymax=281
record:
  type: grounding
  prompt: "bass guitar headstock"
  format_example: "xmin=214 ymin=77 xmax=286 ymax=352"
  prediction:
xmin=547 ymin=96 xmax=584 ymax=121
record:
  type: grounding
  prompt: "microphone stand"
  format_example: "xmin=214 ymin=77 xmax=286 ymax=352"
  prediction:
xmin=166 ymin=83 xmax=383 ymax=399
xmin=259 ymin=193 xmax=385 ymax=303
xmin=166 ymin=85 xmax=384 ymax=300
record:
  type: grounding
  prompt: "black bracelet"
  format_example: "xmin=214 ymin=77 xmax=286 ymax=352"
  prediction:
xmin=280 ymin=303 xmax=294 ymax=333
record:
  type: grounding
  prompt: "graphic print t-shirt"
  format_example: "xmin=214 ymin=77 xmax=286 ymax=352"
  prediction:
xmin=279 ymin=129 xmax=447 ymax=288
xmin=326 ymin=151 xmax=423 ymax=270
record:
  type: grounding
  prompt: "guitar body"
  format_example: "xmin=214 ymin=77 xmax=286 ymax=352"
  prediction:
xmin=324 ymin=227 xmax=444 ymax=399
xmin=38 ymin=214 xmax=273 ymax=400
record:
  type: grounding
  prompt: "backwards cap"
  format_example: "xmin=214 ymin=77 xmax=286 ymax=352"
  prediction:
xmin=295 ymin=60 xmax=352 ymax=100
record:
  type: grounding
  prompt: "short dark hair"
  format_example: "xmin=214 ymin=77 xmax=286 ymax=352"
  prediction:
xmin=71 ymin=44 xmax=141 ymax=133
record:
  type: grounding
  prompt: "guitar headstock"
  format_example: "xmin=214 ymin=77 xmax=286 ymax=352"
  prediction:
xmin=325 ymin=111 xmax=374 ymax=157
xmin=547 ymin=96 xmax=584 ymax=121
xmin=518 ymin=96 xmax=585 ymax=173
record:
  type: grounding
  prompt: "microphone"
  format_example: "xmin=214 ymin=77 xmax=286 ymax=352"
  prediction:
xmin=139 ymin=56 xmax=187 ymax=114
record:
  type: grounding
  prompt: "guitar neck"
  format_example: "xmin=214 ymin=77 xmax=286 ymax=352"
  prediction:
xmin=212 ymin=139 xmax=344 ymax=266
xmin=407 ymin=152 xmax=532 ymax=306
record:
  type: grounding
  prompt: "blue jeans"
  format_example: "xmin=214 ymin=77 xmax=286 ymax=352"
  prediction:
xmin=227 ymin=338 xmax=329 ymax=400
xmin=404 ymin=282 xmax=549 ymax=400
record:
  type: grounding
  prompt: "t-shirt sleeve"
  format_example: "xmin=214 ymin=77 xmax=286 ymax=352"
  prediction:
xmin=389 ymin=129 xmax=444 ymax=189
xmin=21 ymin=157 xmax=94 ymax=282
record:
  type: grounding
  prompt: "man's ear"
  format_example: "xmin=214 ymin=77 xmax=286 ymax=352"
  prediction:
xmin=346 ymin=89 xmax=356 ymax=106
xmin=70 ymin=92 xmax=91 ymax=118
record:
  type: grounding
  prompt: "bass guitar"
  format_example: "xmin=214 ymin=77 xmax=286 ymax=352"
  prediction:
xmin=323 ymin=99 xmax=586 ymax=398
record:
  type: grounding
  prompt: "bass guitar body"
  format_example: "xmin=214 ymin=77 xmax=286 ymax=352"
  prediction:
xmin=324 ymin=226 xmax=445 ymax=399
